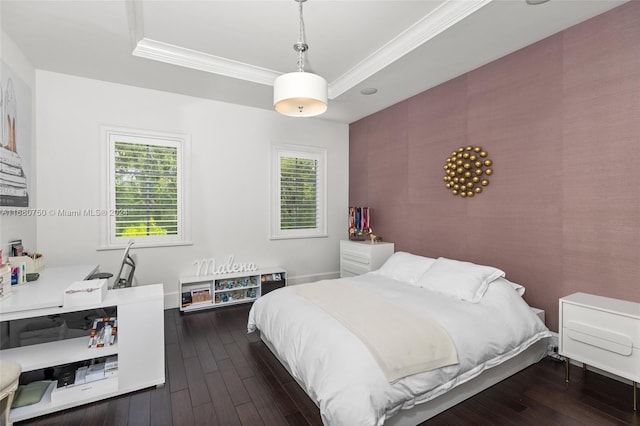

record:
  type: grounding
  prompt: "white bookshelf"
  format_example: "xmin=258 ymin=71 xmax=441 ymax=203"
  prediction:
xmin=179 ymin=266 xmax=286 ymax=312
xmin=1 ymin=336 xmax=118 ymax=372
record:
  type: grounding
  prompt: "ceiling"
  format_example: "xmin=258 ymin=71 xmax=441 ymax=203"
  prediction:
xmin=1 ymin=0 xmax=628 ymax=123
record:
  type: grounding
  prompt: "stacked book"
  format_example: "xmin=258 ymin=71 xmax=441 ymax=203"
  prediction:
xmin=0 ymin=147 xmax=28 ymax=207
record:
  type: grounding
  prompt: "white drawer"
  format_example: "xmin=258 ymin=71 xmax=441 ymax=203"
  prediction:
xmin=562 ymin=326 xmax=640 ymax=382
xmin=341 ymin=250 xmax=372 ymax=266
xmin=562 ymin=303 xmax=640 ymax=349
xmin=340 ymin=260 xmax=371 ymax=277
xmin=559 ymin=293 xmax=640 ymax=383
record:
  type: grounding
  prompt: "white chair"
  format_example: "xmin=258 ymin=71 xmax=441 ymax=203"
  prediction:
xmin=88 ymin=241 xmax=136 ymax=289
xmin=0 ymin=360 xmax=21 ymax=426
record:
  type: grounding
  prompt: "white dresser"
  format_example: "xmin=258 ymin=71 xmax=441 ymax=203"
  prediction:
xmin=339 ymin=240 xmax=394 ymax=277
xmin=559 ymin=292 xmax=639 ymax=410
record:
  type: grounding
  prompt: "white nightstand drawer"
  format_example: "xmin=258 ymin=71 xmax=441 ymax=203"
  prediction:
xmin=341 ymin=250 xmax=372 ymax=266
xmin=562 ymin=327 xmax=640 ymax=381
xmin=565 ymin=321 xmax=633 ymax=355
xmin=559 ymin=292 xmax=640 ymax=384
xmin=562 ymin=303 xmax=640 ymax=348
xmin=340 ymin=260 xmax=371 ymax=277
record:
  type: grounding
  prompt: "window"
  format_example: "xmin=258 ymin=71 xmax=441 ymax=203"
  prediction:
xmin=271 ymin=144 xmax=327 ymax=239
xmin=100 ymin=127 xmax=191 ymax=248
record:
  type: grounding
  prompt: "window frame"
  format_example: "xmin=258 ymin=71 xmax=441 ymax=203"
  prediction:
xmin=270 ymin=144 xmax=327 ymax=240
xmin=99 ymin=126 xmax=192 ymax=249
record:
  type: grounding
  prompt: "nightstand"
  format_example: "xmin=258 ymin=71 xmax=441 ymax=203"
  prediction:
xmin=559 ymin=292 xmax=639 ymax=410
xmin=339 ymin=240 xmax=394 ymax=277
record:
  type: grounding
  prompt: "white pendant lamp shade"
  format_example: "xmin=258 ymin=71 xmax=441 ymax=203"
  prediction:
xmin=273 ymin=71 xmax=327 ymax=117
xmin=274 ymin=0 xmax=327 ymax=117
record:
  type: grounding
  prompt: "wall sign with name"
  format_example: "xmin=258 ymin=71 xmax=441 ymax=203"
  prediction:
xmin=193 ymin=255 xmax=258 ymax=276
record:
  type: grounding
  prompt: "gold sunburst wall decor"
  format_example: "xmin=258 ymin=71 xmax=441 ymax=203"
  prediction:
xmin=442 ymin=146 xmax=493 ymax=198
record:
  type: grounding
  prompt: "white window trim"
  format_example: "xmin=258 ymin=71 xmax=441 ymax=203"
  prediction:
xmin=99 ymin=125 xmax=192 ymax=250
xmin=270 ymin=144 xmax=327 ymax=240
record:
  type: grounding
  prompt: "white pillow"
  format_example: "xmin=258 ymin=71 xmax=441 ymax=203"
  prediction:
xmin=416 ymin=257 xmax=505 ymax=303
xmin=503 ymin=278 xmax=525 ymax=297
xmin=374 ymin=252 xmax=437 ymax=285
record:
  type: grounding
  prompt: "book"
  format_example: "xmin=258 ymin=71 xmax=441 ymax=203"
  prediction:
xmin=181 ymin=291 xmax=193 ymax=307
xmin=88 ymin=317 xmax=117 ymax=348
xmin=191 ymin=287 xmax=212 ymax=304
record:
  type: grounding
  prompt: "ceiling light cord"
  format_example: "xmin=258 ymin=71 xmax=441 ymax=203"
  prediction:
xmin=295 ymin=0 xmax=308 ymax=72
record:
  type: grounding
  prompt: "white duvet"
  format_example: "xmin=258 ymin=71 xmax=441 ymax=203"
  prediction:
xmin=247 ymin=273 xmax=551 ymax=426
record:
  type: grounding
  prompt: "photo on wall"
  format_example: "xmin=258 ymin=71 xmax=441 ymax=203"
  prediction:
xmin=1 ymin=61 xmax=32 ymax=207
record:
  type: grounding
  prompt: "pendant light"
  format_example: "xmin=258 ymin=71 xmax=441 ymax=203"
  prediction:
xmin=273 ymin=0 xmax=327 ymax=117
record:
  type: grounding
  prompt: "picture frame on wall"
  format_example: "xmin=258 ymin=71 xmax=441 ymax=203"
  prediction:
xmin=1 ymin=61 xmax=32 ymax=207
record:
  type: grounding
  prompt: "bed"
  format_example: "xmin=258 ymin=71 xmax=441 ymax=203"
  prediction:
xmin=248 ymin=253 xmax=551 ymax=425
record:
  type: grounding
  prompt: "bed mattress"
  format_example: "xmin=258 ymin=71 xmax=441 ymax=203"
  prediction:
xmin=248 ymin=273 xmax=551 ymax=426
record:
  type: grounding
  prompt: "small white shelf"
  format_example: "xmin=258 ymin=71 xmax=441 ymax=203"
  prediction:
xmin=214 ymin=296 xmax=257 ymax=306
xmin=179 ymin=267 xmax=286 ymax=313
xmin=2 ymin=337 xmax=118 ymax=372
xmin=216 ymin=284 xmax=260 ymax=293
xmin=10 ymin=377 xmax=119 ymax=423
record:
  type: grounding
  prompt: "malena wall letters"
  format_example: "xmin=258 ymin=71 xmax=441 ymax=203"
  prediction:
xmin=193 ymin=255 xmax=258 ymax=276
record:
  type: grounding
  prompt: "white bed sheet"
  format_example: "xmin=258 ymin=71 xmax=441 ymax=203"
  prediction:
xmin=247 ymin=273 xmax=551 ymax=426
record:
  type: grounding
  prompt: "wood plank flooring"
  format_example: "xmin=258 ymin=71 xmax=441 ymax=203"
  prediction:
xmin=17 ymin=304 xmax=639 ymax=426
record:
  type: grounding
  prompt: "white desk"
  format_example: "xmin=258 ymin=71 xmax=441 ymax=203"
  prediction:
xmin=0 ymin=265 xmax=165 ymax=422
xmin=0 ymin=265 xmax=98 ymax=321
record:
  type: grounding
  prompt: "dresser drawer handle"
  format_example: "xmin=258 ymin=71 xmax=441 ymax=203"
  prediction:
xmin=566 ymin=327 xmax=633 ymax=356
xmin=566 ymin=321 xmax=635 ymax=347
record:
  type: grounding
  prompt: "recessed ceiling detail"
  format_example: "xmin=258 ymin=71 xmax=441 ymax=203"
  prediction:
xmin=4 ymin=0 xmax=627 ymax=123
xmin=133 ymin=38 xmax=281 ymax=86
xmin=127 ymin=0 xmax=491 ymax=100
xmin=329 ymin=0 xmax=491 ymax=99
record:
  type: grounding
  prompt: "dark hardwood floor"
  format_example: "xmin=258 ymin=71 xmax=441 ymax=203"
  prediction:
xmin=18 ymin=304 xmax=639 ymax=426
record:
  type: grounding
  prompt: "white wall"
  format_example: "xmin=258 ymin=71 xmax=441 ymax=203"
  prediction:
xmin=35 ymin=71 xmax=349 ymax=307
xmin=0 ymin=31 xmax=37 ymax=255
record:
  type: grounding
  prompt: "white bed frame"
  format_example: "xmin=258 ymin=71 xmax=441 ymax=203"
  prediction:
xmin=260 ymin=334 xmax=549 ymax=425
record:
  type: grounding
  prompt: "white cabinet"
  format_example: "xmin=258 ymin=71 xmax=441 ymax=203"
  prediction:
xmin=559 ymin=292 xmax=639 ymax=410
xmin=179 ymin=267 xmax=286 ymax=312
xmin=0 ymin=281 xmax=165 ymax=422
xmin=340 ymin=240 xmax=394 ymax=277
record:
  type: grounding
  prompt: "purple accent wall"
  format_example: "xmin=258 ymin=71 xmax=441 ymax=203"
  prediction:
xmin=349 ymin=2 xmax=640 ymax=331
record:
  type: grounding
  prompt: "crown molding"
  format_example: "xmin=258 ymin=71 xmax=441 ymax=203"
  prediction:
xmin=127 ymin=0 xmax=491 ymax=96
xmin=328 ymin=0 xmax=492 ymax=99
xmin=132 ymin=38 xmax=281 ymax=86
xmin=127 ymin=0 xmax=278 ymax=86
xmin=126 ymin=0 xmax=145 ymax=52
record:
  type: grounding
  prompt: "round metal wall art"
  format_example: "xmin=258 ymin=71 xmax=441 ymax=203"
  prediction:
xmin=442 ymin=146 xmax=493 ymax=198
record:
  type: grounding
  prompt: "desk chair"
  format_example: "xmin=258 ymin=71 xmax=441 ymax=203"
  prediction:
xmin=89 ymin=242 xmax=136 ymax=289
xmin=0 ymin=360 xmax=21 ymax=426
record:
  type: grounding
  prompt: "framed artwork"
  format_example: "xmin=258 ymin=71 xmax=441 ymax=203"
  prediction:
xmin=1 ymin=61 xmax=32 ymax=207
xmin=88 ymin=317 xmax=118 ymax=348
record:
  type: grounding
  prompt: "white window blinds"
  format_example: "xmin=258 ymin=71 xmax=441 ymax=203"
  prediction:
xmin=101 ymin=126 xmax=191 ymax=248
xmin=271 ymin=145 xmax=327 ymax=239
xmin=114 ymin=141 xmax=178 ymax=237
xmin=280 ymin=156 xmax=318 ymax=230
